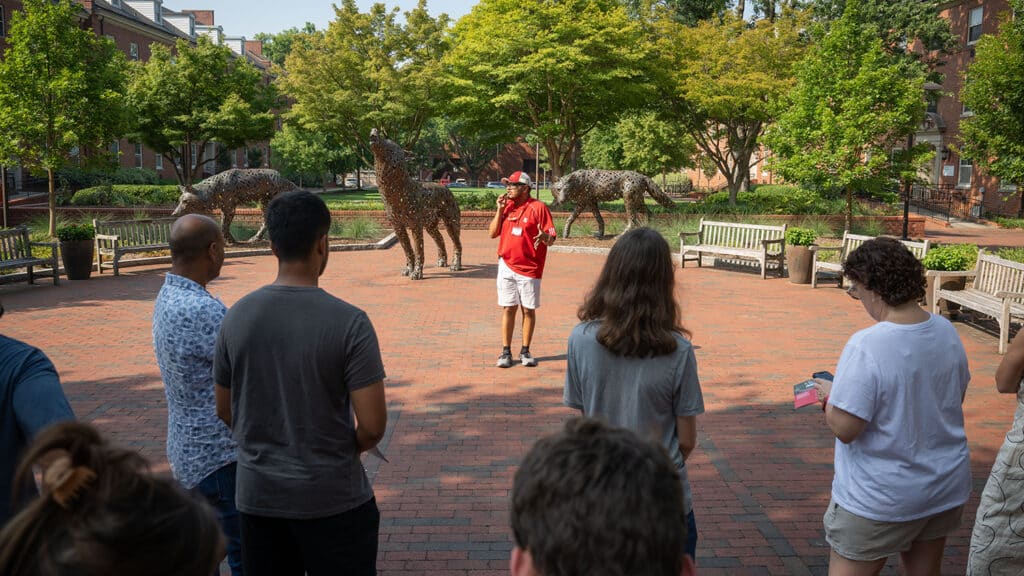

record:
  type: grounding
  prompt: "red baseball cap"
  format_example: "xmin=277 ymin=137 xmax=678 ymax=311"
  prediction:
xmin=501 ymin=171 xmax=532 ymax=187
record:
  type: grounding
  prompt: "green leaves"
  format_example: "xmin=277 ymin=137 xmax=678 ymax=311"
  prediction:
xmin=126 ymin=37 xmax=276 ymax=186
xmin=959 ymin=0 xmax=1024 ymax=199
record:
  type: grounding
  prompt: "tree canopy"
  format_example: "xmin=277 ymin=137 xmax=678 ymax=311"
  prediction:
xmin=656 ymin=10 xmax=805 ymax=203
xmin=582 ymin=112 xmax=696 ymax=179
xmin=446 ymin=0 xmax=652 ymax=180
xmin=959 ymin=0 xmax=1024 ymax=215
xmin=254 ymin=23 xmax=319 ymax=68
xmin=276 ymin=0 xmax=450 ymax=163
xmin=0 ymin=0 xmax=129 ymax=236
xmin=765 ymin=0 xmax=929 ymax=230
xmin=126 ymin=37 xmax=277 ymax=187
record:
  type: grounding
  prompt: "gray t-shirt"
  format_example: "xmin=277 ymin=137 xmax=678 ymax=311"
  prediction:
xmin=214 ymin=285 xmax=386 ymax=519
xmin=564 ymin=321 xmax=704 ymax=514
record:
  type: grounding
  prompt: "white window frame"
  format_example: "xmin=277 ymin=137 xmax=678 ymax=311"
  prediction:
xmin=110 ymin=140 xmax=120 ymax=158
xmin=134 ymin=143 xmax=143 ymax=168
xmin=129 ymin=42 xmax=139 ymax=60
xmin=958 ymin=157 xmax=973 ymax=188
xmin=231 ymin=149 xmax=238 ymax=168
xmin=191 ymin=143 xmax=198 ymax=168
xmin=156 ymin=154 xmax=163 ymax=170
xmin=205 ymin=142 xmax=216 ymax=170
xmin=968 ymin=7 xmax=983 ymax=44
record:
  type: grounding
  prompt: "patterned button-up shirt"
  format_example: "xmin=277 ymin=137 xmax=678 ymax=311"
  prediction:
xmin=153 ymin=273 xmax=236 ymax=489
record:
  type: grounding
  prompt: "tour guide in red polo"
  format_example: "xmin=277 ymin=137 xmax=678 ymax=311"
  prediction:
xmin=489 ymin=171 xmax=557 ymax=368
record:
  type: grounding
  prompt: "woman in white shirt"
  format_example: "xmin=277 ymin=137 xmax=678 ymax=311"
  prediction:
xmin=814 ymin=237 xmax=971 ymax=575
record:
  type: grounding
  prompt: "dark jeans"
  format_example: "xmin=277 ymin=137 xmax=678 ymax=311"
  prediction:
xmin=194 ymin=462 xmax=243 ymax=576
xmin=240 ymin=497 xmax=379 ymax=576
xmin=686 ymin=510 xmax=698 ymax=560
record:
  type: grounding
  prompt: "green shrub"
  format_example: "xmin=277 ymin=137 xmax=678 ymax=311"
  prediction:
xmin=921 ymin=243 xmax=979 ymax=271
xmin=704 ymin=186 xmax=845 ymax=215
xmin=851 ymin=219 xmax=886 ymax=237
xmin=994 ymin=217 xmax=1024 ymax=229
xmin=56 ymin=223 xmax=94 ymax=242
xmin=785 ymin=227 xmax=817 ymax=246
xmin=996 ymin=247 xmax=1024 ymax=263
xmin=70 ymin=185 xmax=180 ymax=206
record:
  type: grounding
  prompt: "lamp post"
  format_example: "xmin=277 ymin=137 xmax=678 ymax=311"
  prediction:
xmin=902 ymin=81 xmax=944 ymax=240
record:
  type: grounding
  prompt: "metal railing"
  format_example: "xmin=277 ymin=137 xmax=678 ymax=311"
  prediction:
xmin=907 ymin=184 xmax=983 ymax=222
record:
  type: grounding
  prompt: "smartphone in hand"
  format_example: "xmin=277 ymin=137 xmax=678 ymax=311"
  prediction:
xmin=813 ymin=371 xmax=834 ymax=381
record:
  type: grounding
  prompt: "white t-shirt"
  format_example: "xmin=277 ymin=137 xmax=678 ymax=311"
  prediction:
xmin=829 ymin=313 xmax=971 ymax=522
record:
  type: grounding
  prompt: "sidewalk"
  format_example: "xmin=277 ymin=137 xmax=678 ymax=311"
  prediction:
xmin=2 ymin=228 xmax=1022 ymax=574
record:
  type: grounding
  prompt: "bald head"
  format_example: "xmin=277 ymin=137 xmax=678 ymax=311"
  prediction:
xmin=169 ymin=214 xmax=222 ymax=265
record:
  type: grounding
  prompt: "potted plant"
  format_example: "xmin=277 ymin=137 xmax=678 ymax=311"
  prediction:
xmin=922 ymin=243 xmax=978 ymax=313
xmin=57 ymin=223 xmax=95 ymax=280
xmin=785 ymin=227 xmax=818 ymax=284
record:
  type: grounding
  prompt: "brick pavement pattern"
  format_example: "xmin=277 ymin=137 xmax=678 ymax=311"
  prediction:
xmin=3 ymin=224 xmax=1024 ymax=575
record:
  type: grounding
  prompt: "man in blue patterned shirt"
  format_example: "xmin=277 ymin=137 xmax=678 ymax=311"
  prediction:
xmin=153 ymin=214 xmax=241 ymax=575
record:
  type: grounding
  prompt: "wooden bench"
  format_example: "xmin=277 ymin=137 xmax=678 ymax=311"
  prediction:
xmin=679 ymin=219 xmax=787 ymax=279
xmin=0 ymin=227 xmax=59 ymax=285
xmin=94 ymin=217 xmax=176 ymax=276
xmin=930 ymin=252 xmax=1024 ymax=354
xmin=810 ymin=233 xmax=931 ymax=288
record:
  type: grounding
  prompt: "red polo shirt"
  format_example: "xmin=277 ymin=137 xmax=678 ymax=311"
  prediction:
xmin=497 ymin=197 xmax=557 ymax=279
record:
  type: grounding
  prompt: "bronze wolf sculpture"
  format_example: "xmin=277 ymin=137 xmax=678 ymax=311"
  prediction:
xmin=551 ymin=169 xmax=675 ymax=238
xmin=172 ymin=168 xmax=297 ymax=243
xmin=369 ymin=129 xmax=462 ymax=280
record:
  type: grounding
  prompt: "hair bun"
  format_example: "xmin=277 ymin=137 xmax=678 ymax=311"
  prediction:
xmin=43 ymin=453 xmax=96 ymax=509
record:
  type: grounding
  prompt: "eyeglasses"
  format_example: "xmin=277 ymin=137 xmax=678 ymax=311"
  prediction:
xmin=845 ymin=284 xmax=860 ymax=300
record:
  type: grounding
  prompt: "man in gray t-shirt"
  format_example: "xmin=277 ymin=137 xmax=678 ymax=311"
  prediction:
xmin=215 ymin=191 xmax=387 ymax=576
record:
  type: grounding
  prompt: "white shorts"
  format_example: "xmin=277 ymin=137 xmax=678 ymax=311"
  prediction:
xmin=497 ymin=258 xmax=541 ymax=309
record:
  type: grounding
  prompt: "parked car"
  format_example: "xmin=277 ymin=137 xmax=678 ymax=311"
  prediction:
xmin=485 ymin=181 xmax=505 ymax=189
xmin=344 ymin=177 xmax=358 ymax=187
xmin=447 ymin=179 xmax=468 ymax=188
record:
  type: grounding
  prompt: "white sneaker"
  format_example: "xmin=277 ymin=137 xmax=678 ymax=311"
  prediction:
xmin=520 ymin=351 xmax=537 ymax=367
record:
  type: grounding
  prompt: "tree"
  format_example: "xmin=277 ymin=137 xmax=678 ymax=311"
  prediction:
xmin=582 ymin=112 xmax=695 ymax=182
xmin=271 ymin=121 xmax=342 ymax=190
xmin=959 ymin=1 xmax=1024 ymax=216
xmin=622 ymin=0 xmax=728 ymax=26
xmin=277 ymin=0 xmax=450 ymax=164
xmin=0 ymin=0 xmax=129 ymax=236
xmin=446 ymin=0 xmax=652 ymax=180
xmin=764 ymin=0 xmax=930 ymax=231
xmin=656 ymin=10 xmax=805 ymax=203
xmin=254 ymin=23 xmax=319 ymax=68
xmin=126 ymin=37 xmax=277 ymax=187
xmin=808 ymin=0 xmax=956 ymax=68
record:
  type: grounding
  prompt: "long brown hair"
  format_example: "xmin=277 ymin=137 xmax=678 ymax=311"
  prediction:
xmin=578 ymin=227 xmax=689 ymax=356
xmin=0 ymin=422 xmax=223 ymax=576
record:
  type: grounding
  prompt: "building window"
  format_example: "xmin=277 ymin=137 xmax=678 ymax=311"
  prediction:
xmin=232 ymin=150 xmax=238 ymax=168
xmin=191 ymin=143 xmax=198 ymax=168
xmin=129 ymin=43 xmax=139 ymax=60
xmin=156 ymin=154 xmax=163 ymax=170
xmin=958 ymin=157 xmax=973 ymax=188
xmin=111 ymin=0 xmax=121 ymax=7
xmin=110 ymin=140 xmax=120 ymax=158
xmin=134 ymin=143 xmax=143 ymax=168
xmin=205 ymin=142 xmax=215 ymax=170
xmin=968 ymin=7 xmax=983 ymax=44
xmin=1000 ymin=180 xmax=1018 ymax=192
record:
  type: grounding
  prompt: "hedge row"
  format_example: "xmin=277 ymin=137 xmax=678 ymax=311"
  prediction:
xmin=70 ymin=185 xmax=181 ymax=207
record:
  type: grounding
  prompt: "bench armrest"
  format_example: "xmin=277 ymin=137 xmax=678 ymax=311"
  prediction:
xmin=926 ymin=270 xmax=976 ymax=280
xmin=95 ymin=234 xmax=119 ymax=241
xmin=809 ymin=246 xmax=840 ymax=254
xmin=762 ymin=238 xmax=784 ymax=247
xmin=29 ymin=241 xmax=57 ymax=249
xmin=995 ymin=291 xmax=1024 ymax=300
xmin=678 ymin=230 xmax=701 ymax=239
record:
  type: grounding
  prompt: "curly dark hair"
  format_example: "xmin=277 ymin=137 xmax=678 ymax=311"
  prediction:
xmin=843 ymin=237 xmax=927 ymax=306
xmin=578 ymin=227 xmax=689 ymax=356
xmin=511 ymin=418 xmax=685 ymax=576
xmin=0 ymin=422 xmax=223 ymax=576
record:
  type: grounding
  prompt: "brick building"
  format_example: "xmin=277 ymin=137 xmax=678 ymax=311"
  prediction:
xmin=0 ymin=0 xmax=273 ymax=191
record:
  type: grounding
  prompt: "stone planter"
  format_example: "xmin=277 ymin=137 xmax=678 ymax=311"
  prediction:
xmin=60 ymin=240 xmax=94 ymax=280
xmin=787 ymin=245 xmax=815 ymax=284
xmin=924 ymin=271 xmax=966 ymax=314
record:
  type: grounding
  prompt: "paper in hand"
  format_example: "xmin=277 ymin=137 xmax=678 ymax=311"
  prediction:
xmin=793 ymin=379 xmax=818 ymax=409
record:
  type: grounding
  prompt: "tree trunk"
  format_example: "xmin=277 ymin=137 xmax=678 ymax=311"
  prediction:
xmin=736 ymin=0 xmax=745 ymax=17
xmin=845 ymin=185 xmax=854 ymax=232
xmin=1 ymin=165 xmax=8 ymax=229
xmin=48 ymin=167 xmax=57 ymax=237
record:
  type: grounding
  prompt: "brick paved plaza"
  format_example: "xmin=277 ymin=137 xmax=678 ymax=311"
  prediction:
xmin=4 ymin=225 xmax=1024 ymax=575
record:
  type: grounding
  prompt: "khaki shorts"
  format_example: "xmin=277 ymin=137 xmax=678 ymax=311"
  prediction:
xmin=497 ymin=258 xmax=541 ymax=309
xmin=823 ymin=498 xmax=964 ymax=562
